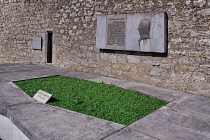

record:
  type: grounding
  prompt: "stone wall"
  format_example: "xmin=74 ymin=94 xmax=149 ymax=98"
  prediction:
xmin=0 ymin=0 xmax=210 ymax=96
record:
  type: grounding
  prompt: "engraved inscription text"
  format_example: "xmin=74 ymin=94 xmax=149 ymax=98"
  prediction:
xmin=106 ymin=15 xmax=126 ymax=49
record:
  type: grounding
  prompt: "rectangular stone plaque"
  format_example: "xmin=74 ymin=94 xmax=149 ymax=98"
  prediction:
xmin=96 ymin=12 xmax=167 ymax=53
xmin=33 ymin=90 xmax=52 ymax=103
xmin=106 ymin=14 xmax=126 ymax=50
xmin=32 ymin=37 xmax=42 ymax=50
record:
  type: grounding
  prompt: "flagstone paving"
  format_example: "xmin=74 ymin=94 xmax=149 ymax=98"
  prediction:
xmin=0 ymin=63 xmax=209 ymax=140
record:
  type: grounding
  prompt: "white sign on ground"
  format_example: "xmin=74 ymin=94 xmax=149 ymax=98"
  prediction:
xmin=33 ymin=90 xmax=52 ymax=103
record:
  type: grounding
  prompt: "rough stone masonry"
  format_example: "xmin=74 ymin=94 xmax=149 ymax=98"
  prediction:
xmin=0 ymin=0 xmax=210 ymax=96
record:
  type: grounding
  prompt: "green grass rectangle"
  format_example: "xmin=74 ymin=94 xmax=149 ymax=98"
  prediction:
xmin=14 ymin=76 xmax=167 ymax=125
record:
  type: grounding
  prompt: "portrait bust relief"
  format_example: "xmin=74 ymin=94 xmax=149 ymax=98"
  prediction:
xmin=138 ymin=19 xmax=151 ymax=49
xmin=138 ymin=19 xmax=151 ymax=41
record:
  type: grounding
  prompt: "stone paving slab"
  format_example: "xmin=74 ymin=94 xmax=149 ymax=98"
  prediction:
xmin=0 ymin=79 xmax=6 ymax=84
xmin=111 ymin=80 xmax=143 ymax=88
xmin=0 ymin=63 xmax=71 ymax=82
xmin=62 ymin=71 xmax=100 ymax=80
xmin=141 ymin=106 xmax=210 ymax=134
xmin=86 ymin=76 xmax=120 ymax=84
xmin=127 ymin=106 xmax=210 ymax=140
xmin=0 ymin=68 xmax=67 ymax=82
xmin=104 ymin=127 xmax=158 ymax=140
xmin=0 ymin=69 xmax=4 ymax=73
xmin=0 ymin=82 xmax=34 ymax=115
xmin=1 ymin=63 xmax=210 ymax=140
xmin=0 ymin=63 xmax=26 ymax=67
xmin=128 ymin=84 xmax=186 ymax=102
xmin=0 ymin=71 xmax=48 ymax=82
xmin=0 ymin=63 xmax=52 ymax=73
xmin=0 ymin=64 xmax=39 ymax=73
xmin=111 ymin=80 xmax=185 ymax=102
xmin=7 ymin=103 xmax=125 ymax=140
xmin=167 ymin=94 xmax=210 ymax=116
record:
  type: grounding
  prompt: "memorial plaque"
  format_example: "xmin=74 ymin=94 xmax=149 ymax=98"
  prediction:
xmin=33 ymin=90 xmax=52 ymax=103
xmin=32 ymin=37 xmax=42 ymax=50
xmin=96 ymin=12 xmax=167 ymax=53
xmin=106 ymin=15 xmax=126 ymax=50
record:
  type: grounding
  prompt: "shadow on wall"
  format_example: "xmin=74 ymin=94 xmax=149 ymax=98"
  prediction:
xmin=100 ymin=49 xmax=168 ymax=57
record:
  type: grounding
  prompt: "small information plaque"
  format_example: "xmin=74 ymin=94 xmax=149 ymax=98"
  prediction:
xmin=32 ymin=37 xmax=42 ymax=50
xmin=33 ymin=90 xmax=52 ymax=103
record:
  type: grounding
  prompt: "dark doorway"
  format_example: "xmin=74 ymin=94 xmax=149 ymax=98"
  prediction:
xmin=47 ymin=32 xmax=53 ymax=63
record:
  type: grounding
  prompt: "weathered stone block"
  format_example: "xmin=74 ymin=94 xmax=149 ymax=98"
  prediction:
xmin=161 ymin=71 xmax=170 ymax=78
xmin=108 ymin=55 xmax=117 ymax=63
xmin=127 ymin=55 xmax=140 ymax=64
xmin=193 ymin=75 xmax=205 ymax=83
xmin=117 ymin=56 xmax=127 ymax=64
xmin=150 ymin=68 xmax=161 ymax=76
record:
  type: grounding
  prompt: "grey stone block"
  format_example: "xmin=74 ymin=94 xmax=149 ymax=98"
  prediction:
xmin=0 ymin=69 xmax=4 ymax=73
xmin=0 ymin=65 xmax=30 ymax=73
xmin=161 ymin=71 xmax=170 ymax=78
xmin=111 ymin=80 xmax=142 ymax=89
xmin=0 ymin=71 xmax=50 ymax=82
xmin=127 ymin=55 xmax=140 ymax=64
xmin=104 ymin=127 xmax=157 ymax=140
xmin=167 ymin=94 xmax=210 ymax=115
xmin=150 ymin=68 xmax=161 ymax=76
xmin=86 ymin=76 xmax=119 ymax=84
xmin=62 ymin=71 xmax=100 ymax=80
xmin=129 ymin=106 xmax=210 ymax=140
xmin=86 ymin=76 xmax=118 ymax=84
xmin=0 ymin=63 xmax=25 ymax=67
xmin=117 ymin=56 xmax=127 ymax=64
xmin=0 ymin=79 xmax=6 ymax=84
xmin=0 ymin=82 xmax=34 ymax=115
xmin=0 ymin=63 xmax=56 ymax=75
xmin=128 ymin=84 xmax=186 ymax=102
xmin=0 ymin=67 xmax=69 ymax=82
xmin=0 ymin=71 xmax=36 ymax=82
xmin=7 ymin=103 xmax=125 ymax=140
xmin=0 ymin=82 xmax=34 ymax=106
xmin=108 ymin=55 xmax=117 ymax=63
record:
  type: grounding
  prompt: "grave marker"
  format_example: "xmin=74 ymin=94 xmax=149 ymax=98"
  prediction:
xmin=33 ymin=90 xmax=52 ymax=103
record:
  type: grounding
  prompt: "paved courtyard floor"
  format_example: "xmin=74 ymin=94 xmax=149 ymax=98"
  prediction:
xmin=0 ymin=63 xmax=210 ymax=140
